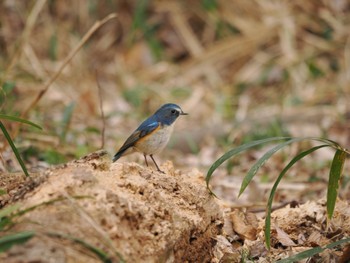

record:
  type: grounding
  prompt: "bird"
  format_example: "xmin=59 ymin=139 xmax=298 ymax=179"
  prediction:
xmin=112 ymin=103 xmax=188 ymax=172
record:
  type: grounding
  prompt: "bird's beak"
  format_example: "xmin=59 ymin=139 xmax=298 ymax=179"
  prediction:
xmin=180 ymin=111 xmax=188 ymax=115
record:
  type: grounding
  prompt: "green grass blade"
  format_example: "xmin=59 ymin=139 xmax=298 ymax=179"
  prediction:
xmin=0 ymin=121 xmax=30 ymax=177
xmin=309 ymin=137 xmax=342 ymax=149
xmin=0 ymin=204 xmax=20 ymax=219
xmin=13 ymin=196 xmax=91 ymax=218
xmin=277 ymin=237 xmax=350 ymax=263
xmin=239 ymin=137 xmax=308 ymax=196
xmin=265 ymin=145 xmax=329 ymax=249
xmin=0 ymin=197 xmax=90 ymax=230
xmin=48 ymin=232 xmax=124 ymax=263
xmin=0 ymin=231 xmax=35 ymax=253
xmin=70 ymin=237 xmax=117 ymax=263
xmin=205 ymin=136 xmax=346 ymax=198
xmin=0 ymin=217 xmax=12 ymax=232
xmin=206 ymin=137 xmax=290 ymax=196
xmin=60 ymin=102 xmax=75 ymax=141
xmin=327 ymin=149 xmax=346 ymax=219
xmin=0 ymin=204 xmax=21 ymax=230
xmin=0 ymin=114 xmax=42 ymax=130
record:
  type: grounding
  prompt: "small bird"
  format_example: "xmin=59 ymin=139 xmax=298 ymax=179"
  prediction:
xmin=113 ymin=103 xmax=188 ymax=172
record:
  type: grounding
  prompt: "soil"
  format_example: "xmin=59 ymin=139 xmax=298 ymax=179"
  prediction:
xmin=1 ymin=151 xmax=350 ymax=262
xmin=0 ymin=150 xmax=223 ymax=263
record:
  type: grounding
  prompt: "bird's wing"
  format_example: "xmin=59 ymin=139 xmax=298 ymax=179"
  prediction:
xmin=113 ymin=119 xmax=160 ymax=161
xmin=124 ymin=121 xmax=160 ymax=148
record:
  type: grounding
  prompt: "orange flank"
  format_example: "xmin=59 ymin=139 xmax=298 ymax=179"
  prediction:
xmin=134 ymin=123 xmax=161 ymax=146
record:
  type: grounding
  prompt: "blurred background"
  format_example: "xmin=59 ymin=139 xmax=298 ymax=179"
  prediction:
xmin=1 ymin=0 xmax=349 ymax=204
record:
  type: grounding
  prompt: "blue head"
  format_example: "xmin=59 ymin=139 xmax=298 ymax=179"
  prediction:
xmin=154 ymin=103 xmax=188 ymax=125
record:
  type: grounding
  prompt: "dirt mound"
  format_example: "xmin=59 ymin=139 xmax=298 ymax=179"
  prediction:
xmin=0 ymin=151 xmax=223 ymax=262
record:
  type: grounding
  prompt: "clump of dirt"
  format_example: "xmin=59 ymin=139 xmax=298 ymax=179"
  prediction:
xmin=0 ymin=151 xmax=223 ymax=262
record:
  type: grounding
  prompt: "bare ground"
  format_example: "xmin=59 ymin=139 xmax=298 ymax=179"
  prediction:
xmin=1 ymin=151 xmax=350 ymax=262
xmin=0 ymin=151 xmax=223 ymax=263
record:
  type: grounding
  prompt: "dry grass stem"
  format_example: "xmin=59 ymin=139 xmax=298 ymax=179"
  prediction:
xmin=95 ymin=70 xmax=106 ymax=149
xmin=20 ymin=13 xmax=118 ymax=121
xmin=4 ymin=0 xmax=46 ymax=81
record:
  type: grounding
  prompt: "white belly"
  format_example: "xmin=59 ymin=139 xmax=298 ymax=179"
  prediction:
xmin=134 ymin=124 xmax=174 ymax=155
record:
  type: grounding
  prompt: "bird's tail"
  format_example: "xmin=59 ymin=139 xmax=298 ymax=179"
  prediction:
xmin=112 ymin=148 xmax=127 ymax=162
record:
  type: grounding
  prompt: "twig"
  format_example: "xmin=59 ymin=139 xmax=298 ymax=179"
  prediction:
xmin=3 ymin=0 xmax=46 ymax=83
xmin=20 ymin=13 xmax=118 ymax=120
xmin=95 ymin=70 xmax=105 ymax=149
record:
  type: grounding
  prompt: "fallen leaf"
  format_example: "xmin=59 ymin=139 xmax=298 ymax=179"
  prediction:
xmin=308 ymin=230 xmax=323 ymax=246
xmin=274 ymin=222 xmax=296 ymax=247
xmin=231 ymin=210 xmax=257 ymax=240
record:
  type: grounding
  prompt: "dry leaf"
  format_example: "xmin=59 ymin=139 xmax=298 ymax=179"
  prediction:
xmin=274 ymin=222 xmax=296 ymax=247
xmin=212 ymin=235 xmax=241 ymax=263
xmin=231 ymin=210 xmax=257 ymax=240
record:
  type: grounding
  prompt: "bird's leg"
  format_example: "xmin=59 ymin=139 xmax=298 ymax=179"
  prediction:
xmin=150 ymin=154 xmax=164 ymax=173
xmin=144 ymin=154 xmax=149 ymax=167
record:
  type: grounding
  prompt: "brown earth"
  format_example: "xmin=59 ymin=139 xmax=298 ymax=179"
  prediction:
xmin=1 ymin=151 xmax=350 ymax=262
xmin=0 ymin=151 xmax=223 ymax=263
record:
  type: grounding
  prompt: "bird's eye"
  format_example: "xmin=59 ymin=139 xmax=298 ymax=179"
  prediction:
xmin=171 ymin=109 xmax=176 ymax=114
